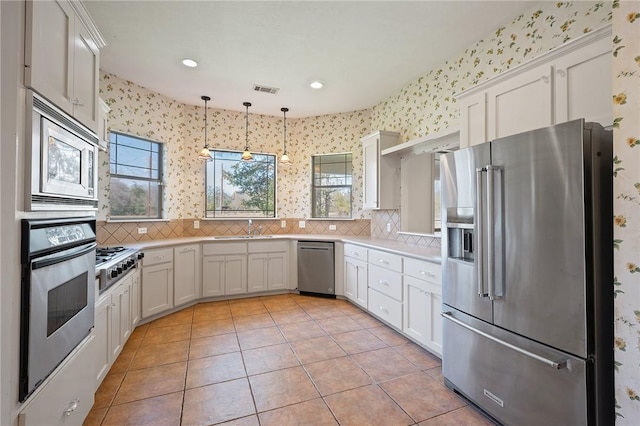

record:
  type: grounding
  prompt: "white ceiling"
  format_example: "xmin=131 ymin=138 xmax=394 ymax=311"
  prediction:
xmin=85 ymin=0 xmax=538 ymax=118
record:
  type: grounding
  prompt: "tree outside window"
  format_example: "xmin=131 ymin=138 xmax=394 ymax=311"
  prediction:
xmin=312 ymin=153 xmax=352 ymax=218
xmin=109 ymin=132 xmax=163 ymax=219
xmin=205 ymin=150 xmax=276 ymax=218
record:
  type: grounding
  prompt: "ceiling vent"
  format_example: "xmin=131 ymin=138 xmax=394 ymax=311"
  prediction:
xmin=253 ymin=84 xmax=280 ymax=95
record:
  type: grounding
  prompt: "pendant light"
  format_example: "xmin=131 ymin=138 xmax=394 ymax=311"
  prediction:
xmin=197 ymin=95 xmax=213 ymax=160
xmin=280 ymin=107 xmax=292 ymax=165
xmin=241 ymin=102 xmax=253 ymax=161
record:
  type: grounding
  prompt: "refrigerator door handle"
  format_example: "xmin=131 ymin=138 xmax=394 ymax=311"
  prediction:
xmin=475 ymin=167 xmax=488 ymax=298
xmin=441 ymin=312 xmax=568 ymax=370
xmin=486 ymin=165 xmax=502 ymax=300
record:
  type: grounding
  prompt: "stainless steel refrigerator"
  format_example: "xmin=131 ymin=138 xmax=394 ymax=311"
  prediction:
xmin=440 ymin=119 xmax=613 ymax=425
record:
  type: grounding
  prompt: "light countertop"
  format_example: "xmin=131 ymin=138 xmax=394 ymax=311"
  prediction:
xmin=126 ymin=234 xmax=441 ymax=263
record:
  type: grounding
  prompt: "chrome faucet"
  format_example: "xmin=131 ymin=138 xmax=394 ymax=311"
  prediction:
xmin=247 ymin=219 xmax=252 ymax=236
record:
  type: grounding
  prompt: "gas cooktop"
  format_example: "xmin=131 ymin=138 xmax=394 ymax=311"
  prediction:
xmin=96 ymin=246 xmax=143 ymax=293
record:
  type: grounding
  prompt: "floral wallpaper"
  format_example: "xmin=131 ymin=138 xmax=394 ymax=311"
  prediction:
xmin=98 ymin=72 xmax=371 ymax=222
xmin=612 ymin=0 xmax=640 ymax=422
xmin=96 ymin=2 xmax=640 ymax=420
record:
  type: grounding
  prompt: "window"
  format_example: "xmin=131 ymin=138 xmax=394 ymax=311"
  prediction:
xmin=205 ymin=150 xmax=276 ymax=218
xmin=312 ymin=153 xmax=352 ymax=218
xmin=109 ymin=132 xmax=163 ymax=219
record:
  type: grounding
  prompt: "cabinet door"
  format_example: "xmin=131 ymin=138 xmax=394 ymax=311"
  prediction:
xmin=362 ymin=136 xmax=379 ymax=209
xmin=94 ymin=294 xmax=111 ymax=387
xmin=247 ymin=253 xmax=268 ymax=293
xmin=109 ymin=285 xmax=123 ymax=359
xmin=554 ymin=36 xmax=612 ymax=127
xmin=71 ymin=20 xmax=100 ymax=131
xmin=487 ymin=64 xmax=553 ymax=141
xmin=459 ymin=91 xmax=487 ymax=147
xmin=141 ymin=263 xmax=174 ymax=318
xmin=356 ymin=262 xmax=368 ymax=309
xmin=345 ymin=257 xmax=367 ymax=308
xmin=174 ymin=245 xmax=201 ymax=306
xmin=118 ymin=277 xmax=132 ymax=345
xmin=202 ymin=256 xmax=225 ymax=297
xmin=403 ymin=276 xmax=442 ymax=356
xmin=225 ymin=255 xmax=247 ymax=295
xmin=130 ymin=269 xmax=141 ymax=326
xmin=267 ymin=252 xmax=288 ymax=290
xmin=25 ymin=0 xmax=74 ymax=114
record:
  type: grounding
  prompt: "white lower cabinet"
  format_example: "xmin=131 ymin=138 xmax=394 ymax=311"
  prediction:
xmin=94 ymin=269 xmax=137 ymax=387
xmin=344 ymin=256 xmax=368 ymax=309
xmin=174 ymin=244 xmax=201 ymax=306
xmin=202 ymin=243 xmax=247 ymax=296
xmin=247 ymin=241 xmax=289 ymax=292
xmin=141 ymin=247 xmax=174 ymax=318
xmin=402 ymin=258 xmax=443 ymax=356
xmin=130 ymin=268 xmax=141 ymax=327
xmin=18 ymin=335 xmax=95 ymax=426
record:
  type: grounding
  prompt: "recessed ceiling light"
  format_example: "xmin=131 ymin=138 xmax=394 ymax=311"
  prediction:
xmin=182 ymin=58 xmax=198 ymax=68
xmin=310 ymin=81 xmax=324 ymax=89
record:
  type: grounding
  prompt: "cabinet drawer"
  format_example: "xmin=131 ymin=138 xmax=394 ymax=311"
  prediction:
xmin=368 ymin=249 xmax=402 ymax=272
xmin=344 ymin=244 xmax=368 ymax=261
xmin=368 ymin=289 xmax=402 ymax=329
xmin=249 ymin=240 xmax=288 ymax=253
xmin=202 ymin=242 xmax=247 ymax=256
xmin=368 ymin=264 xmax=402 ymax=301
xmin=404 ymin=275 xmax=441 ymax=296
xmin=143 ymin=247 xmax=173 ymax=266
xmin=404 ymin=258 xmax=441 ymax=283
xmin=19 ymin=335 xmax=95 ymax=426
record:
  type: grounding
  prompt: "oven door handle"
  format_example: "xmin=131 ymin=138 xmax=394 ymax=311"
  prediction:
xmin=32 ymin=242 xmax=97 ymax=270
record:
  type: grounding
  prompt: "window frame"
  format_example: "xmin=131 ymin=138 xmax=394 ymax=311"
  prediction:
xmin=108 ymin=131 xmax=164 ymax=220
xmin=204 ymin=149 xmax=277 ymax=219
xmin=311 ymin=152 xmax=353 ymax=219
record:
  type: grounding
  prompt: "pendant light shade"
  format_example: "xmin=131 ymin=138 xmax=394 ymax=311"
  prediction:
xmin=197 ymin=95 xmax=213 ymax=160
xmin=241 ymin=102 xmax=253 ymax=161
xmin=280 ymin=107 xmax=292 ymax=166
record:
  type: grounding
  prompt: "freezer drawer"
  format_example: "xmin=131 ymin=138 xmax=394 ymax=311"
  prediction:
xmin=442 ymin=308 xmax=588 ymax=426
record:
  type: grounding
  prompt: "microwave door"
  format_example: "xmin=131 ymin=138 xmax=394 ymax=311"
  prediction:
xmin=40 ymin=118 xmax=92 ymax=199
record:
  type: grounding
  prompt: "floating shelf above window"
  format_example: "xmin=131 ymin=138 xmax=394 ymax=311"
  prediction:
xmin=381 ymin=128 xmax=460 ymax=158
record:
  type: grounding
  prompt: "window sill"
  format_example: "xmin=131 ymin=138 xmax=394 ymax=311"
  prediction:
xmin=200 ymin=217 xmax=280 ymax=221
xmin=307 ymin=218 xmax=355 ymax=221
xmin=106 ymin=218 xmax=170 ymax=223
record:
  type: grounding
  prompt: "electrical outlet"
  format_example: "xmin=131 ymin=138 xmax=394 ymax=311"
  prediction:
xmin=194 ymin=220 xmax=200 ymax=229
xmin=386 ymin=223 xmax=391 ymax=232
xmin=137 ymin=227 xmax=147 ymax=234
xmin=329 ymin=224 xmax=337 ymax=231
xmin=298 ymin=220 xmax=306 ymax=229
xmin=281 ymin=220 xmax=286 ymax=228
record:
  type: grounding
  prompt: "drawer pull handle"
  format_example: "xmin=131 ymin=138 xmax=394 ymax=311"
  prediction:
xmin=154 ymin=255 xmax=164 ymax=260
xmin=379 ymin=280 xmax=389 ymax=286
xmin=378 ymin=305 xmax=389 ymax=314
xmin=541 ymin=75 xmax=550 ymax=84
xmin=351 ymin=252 xmax=359 ymax=256
xmin=420 ymin=270 xmax=436 ymax=278
xmin=108 ymin=303 xmax=116 ymax=308
xmin=63 ymin=399 xmax=79 ymax=416
xmin=378 ymin=259 xmax=389 ymax=265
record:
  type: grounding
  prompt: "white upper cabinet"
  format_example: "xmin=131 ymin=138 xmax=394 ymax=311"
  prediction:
xmin=362 ymin=130 xmax=400 ymax=210
xmin=25 ymin=0 xmax=104 ymax=132
xmin=457 ymin=25 xmax=612 ymax=147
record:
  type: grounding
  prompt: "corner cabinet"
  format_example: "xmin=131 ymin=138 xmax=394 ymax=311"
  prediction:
xmin=457 ymin=25 xmax=612 ymax=148
xmin=141 ymin=247 xmax=174 ymax=318
xmin=24 ymin=0 xmax=105 ymax=132
xmin=362 ymin=130 xmax=400 ymax=210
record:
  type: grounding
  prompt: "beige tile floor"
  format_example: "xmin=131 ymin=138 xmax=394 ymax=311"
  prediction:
xmin=84 ymin=294 xmax=497 ymax=426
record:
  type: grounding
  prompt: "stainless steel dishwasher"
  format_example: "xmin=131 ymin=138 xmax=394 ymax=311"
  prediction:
xmin=297 ymin=241 xmax=335 ymax=297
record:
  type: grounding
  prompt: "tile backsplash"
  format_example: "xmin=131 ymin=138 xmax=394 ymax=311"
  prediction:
xmin=371 ymin=210 xmax=440 ymax=248
xmin=97 ymin=218 xmax=370 ymax=245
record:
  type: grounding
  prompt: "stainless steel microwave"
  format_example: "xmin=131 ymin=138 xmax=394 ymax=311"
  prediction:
xmin=26 ymin=91 xmax=99 ymax=211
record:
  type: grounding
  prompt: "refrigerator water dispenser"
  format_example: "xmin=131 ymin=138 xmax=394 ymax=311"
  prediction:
xmin=447 ymin=227 xmax=474 ymax=262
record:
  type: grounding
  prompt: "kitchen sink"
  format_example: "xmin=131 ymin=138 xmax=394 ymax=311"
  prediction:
xmin=212 ymin=235 xmax=273 ymax=240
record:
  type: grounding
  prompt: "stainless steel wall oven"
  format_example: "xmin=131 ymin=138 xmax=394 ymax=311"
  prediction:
xmin=20 ymin=217 xmax=96 ymax=402
xmin=26 ymin=90 xmax=99 ymax=211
